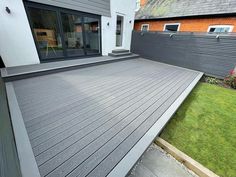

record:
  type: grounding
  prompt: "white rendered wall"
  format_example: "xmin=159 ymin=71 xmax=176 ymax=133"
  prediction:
xmin=101 ymin=0 xmax=136 ymax=55
xmin=0 ymin=0 xmax=40 ymax=67
xmin=0 ymin=0 xmax=135 ymax=67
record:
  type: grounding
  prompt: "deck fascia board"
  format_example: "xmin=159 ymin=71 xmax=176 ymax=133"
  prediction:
xmin=5 ymin=82 xmax=41 ymax=177
xmin=107 ymin=72 xmax=203 ymax=177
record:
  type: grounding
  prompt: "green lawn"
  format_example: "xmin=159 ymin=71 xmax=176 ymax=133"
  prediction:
xmin=160 ymin=82 xmax=236 ymax=177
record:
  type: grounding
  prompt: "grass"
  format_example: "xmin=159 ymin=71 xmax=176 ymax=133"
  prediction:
xmin=160 ymin=82 xmax=236 ymax=177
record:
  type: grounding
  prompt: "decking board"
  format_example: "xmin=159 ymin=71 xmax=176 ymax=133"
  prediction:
xmin=15 ymin=61 xmax=144 ymax=119
xmin=16 ymin=64 xmax=163 ymax=121
xmin=58 ymin=73 xmax=196 ymax=177
xmin=24 ymin=67 xmax=160 ymax=130
xmin=34 ymin=70 xmax=182 ymax=167
xmin=26 ymin=68 xmax=167 ymax=138
xmin=31 ymin=70 xmax=175 ymax=152
xmin=86 ymin=73 xmax=196 ymax=177
xmin=9 ymin=58 xmax=202 ymax=177
xmin=14 ymin=60 xmax=141 ymax=102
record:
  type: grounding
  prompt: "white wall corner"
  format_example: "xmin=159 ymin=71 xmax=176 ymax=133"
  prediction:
xmin=101 ymin=0 xmax=136 ymax=56
xmin=0 ymin=0 xmax=136 ymax=64
xmin=0 ymin=0 xmax=40 ymax=67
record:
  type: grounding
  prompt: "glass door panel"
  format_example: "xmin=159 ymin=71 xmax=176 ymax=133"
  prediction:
xmin=61 ymin=13 xmax=85 ymax=57
xmin=26 ymin=2 xmax=102 ymax=61
xmin=28 ymin=7 xmax=63 ymax=59
xmin=116 ymin=15 xmax=124 ymax=47
xmin=84 ymin=17 xmax=100 ymax=55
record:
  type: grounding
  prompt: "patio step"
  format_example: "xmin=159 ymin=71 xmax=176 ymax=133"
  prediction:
xmin=112 ymin=49 xmax=130 ymax=53
xmin=108 ymin=52 xmax=133 ymax=57
xmin=108 ymin=49 xmax=138 ymax=58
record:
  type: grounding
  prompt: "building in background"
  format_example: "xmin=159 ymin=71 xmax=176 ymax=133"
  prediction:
xmin=0 ymin=0 xmax=136 ymax=67
xmin=134 ymin=0 xmax=236 ymax=33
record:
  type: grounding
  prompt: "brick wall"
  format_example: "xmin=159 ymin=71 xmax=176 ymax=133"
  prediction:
xmin=134 ymin=17 xmax=236 ymax=32
xmin=140 ymin=0 xmax=147 ymax=7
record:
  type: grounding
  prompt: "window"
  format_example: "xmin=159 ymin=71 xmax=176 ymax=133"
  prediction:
xmin=208 ymin=25 xmax=234 ymax=33
xmin=25 ymin=2 xmax=101 ymax=61
xmin=116 ymin=15 xmax=124 ymax=47
xmin=27 ymin=7 xmax=64 ymax=59
xmin=136 ymin=0 xmax=141 ymax=11
xmin=141 ymin=24 xmax=149 ymax=32
xmin=164 ymin=23 xmax=180 ymax=32
xmin=84 ymin=17 xmax=100 ymax=54
xmin=61 ymin=13 xmax=85 ymax=57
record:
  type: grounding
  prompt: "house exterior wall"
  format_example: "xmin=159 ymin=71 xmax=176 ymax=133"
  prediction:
xmin=0 ymin=0 xmax=40 ymax=67
xmin=0 ymin=0 xmax=136 ymax=67
xmin=134 ymin=17 xmax=236 ymax=32
xmin=102 ymin=0 xmax=136 ymax=55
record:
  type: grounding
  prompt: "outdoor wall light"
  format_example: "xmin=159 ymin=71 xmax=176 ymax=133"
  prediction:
xmin=129 ymin=20 xmax=132 ymax=24
xmin=107 ymin=22 xmax=110 ymax=26
xmin=6 ymin=7 xmax=11 ymax=14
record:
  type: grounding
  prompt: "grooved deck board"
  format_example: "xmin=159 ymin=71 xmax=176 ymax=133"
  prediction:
xmin=11 ymin=58 xmax=202 ymax=177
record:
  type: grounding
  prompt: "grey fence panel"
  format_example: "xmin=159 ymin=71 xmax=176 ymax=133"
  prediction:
xmin=131 ymin=31 xmax=236 ymax=78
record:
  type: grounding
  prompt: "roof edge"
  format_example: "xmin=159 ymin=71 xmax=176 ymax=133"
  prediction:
xmin=135 ymin=12 xmax=236 ymax=21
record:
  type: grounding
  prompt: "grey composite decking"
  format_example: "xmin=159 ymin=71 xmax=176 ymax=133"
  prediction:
xmin=1 ymin=55 xmax=138 ymax=81
xmin=5 ymin=58 xmax=202 ymax=177
xmin=0 ymin=79 xmax=21 ymax=177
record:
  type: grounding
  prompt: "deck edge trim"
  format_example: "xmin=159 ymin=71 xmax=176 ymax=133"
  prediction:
xmin=2 ymin=55 xmax=139 ymax=82
xmin=107 ymin=72 xmax=203 ymax=177
xmin=5 ymin=82 xmax=41 ymax=177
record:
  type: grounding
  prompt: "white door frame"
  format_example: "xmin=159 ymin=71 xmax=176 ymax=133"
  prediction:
xmin=115 ymin=13 xmax=125 ymax=49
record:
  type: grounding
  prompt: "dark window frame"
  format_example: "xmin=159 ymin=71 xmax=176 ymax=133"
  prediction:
xmin=0 ymin=56 xmax=5 ymax=68
xmin=24 ymin=1 xmax=102 ymax=62
xmin=163 ymin=23 xmax=180 ymax=32
xmin=207 ymin=25 xmax=234 ymax=33
xmin=141 ymin=24 xmax=149 ymax=32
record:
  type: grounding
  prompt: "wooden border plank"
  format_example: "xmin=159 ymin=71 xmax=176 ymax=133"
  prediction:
xmin=107 ymin=72 xmax=203 ymax=177
xmin=5 ymin=82 xmax=41 ymax=177
xmin=155 ymin=138 xmax=220 ymax=177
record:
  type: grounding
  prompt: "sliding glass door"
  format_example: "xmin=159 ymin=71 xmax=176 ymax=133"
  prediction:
xmin=61 ymin=13 xmax=84 ymax=57
xmin=25 ymin=2 xmax=101 ymax=61
xmin=84 ymin=17 xmax=100 ymax=55
xmin=27 ymin=7 xmax=64 ymax=59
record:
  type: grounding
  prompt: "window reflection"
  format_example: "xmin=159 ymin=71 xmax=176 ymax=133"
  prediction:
xmin=28 ymin=7 xmax=63 ymax=59
xmin=84 ymin=17 xmax=100 ymax=54
xmin=26 ymin=4 xmax=101 ymax=60
xmin=61 ymin=13 xmax=85 ymax=56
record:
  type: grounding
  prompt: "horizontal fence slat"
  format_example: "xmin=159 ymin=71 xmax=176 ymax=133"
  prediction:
xmin=131 ymin=31 xmax=236 ymax=78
